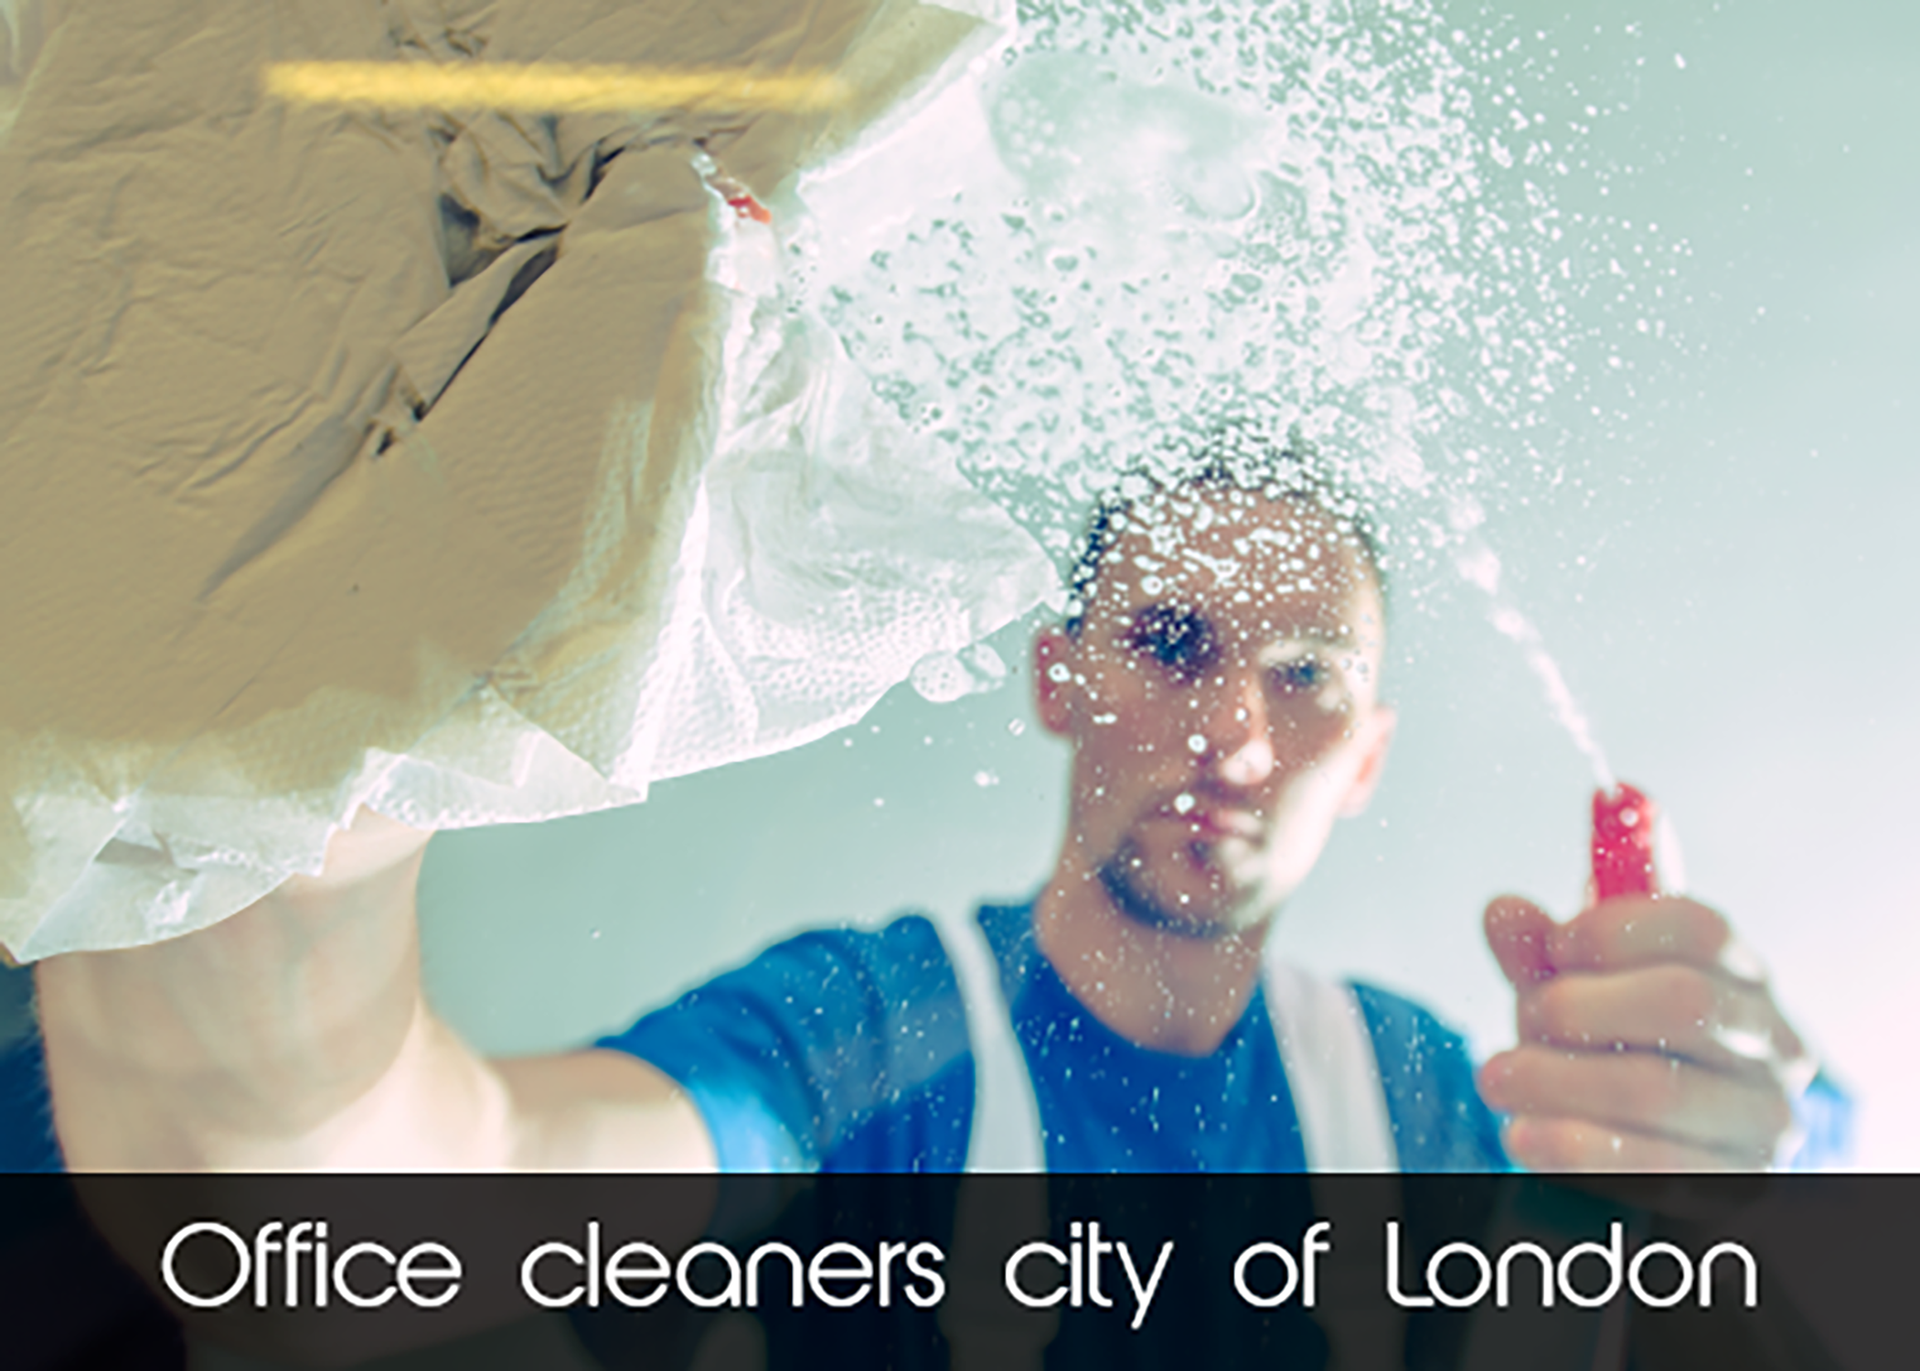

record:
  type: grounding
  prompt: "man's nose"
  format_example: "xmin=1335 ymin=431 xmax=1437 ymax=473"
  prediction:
xmin=1198 ymin=670 xmax=1275 ymax=789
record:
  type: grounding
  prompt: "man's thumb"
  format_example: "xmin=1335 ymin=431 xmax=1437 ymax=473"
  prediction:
xmin=1484 ymin=895 xmax=1559 ymax=987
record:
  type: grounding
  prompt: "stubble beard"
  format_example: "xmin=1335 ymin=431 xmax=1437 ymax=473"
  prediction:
xmin=1096 ymin=834 xmax=1264 ymax=942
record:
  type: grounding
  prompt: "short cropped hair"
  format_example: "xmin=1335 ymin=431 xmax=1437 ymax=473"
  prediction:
xmin=1063 ymin=423 xmax=1390 ymax=636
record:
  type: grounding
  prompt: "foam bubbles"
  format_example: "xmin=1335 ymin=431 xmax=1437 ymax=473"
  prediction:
xmin=811 ymin=0 xmax=1689 ymax=552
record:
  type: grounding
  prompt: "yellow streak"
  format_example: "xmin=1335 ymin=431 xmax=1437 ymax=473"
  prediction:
xmin=263 ymin=62 xmax=849 ymax=114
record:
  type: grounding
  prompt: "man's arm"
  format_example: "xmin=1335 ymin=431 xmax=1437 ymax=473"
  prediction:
xmin=1478 ymin=893 xmax=1813 ymax=1170
xmin=35 ymin=809 xmax=715 ymax=1173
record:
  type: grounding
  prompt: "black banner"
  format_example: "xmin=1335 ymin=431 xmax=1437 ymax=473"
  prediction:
xmin=0 ymin=1172 xmax=1909 ymax=1370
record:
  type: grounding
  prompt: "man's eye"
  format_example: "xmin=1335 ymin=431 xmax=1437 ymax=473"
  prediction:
xmin=1127 ymin=605 xmax=1218 ymax=680
xmin=1269 ymin=657 xmax=1327 ymax=692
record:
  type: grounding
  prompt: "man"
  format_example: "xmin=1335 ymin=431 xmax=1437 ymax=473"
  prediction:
xmin=21 ymin=432 xmax=1815 ymax=1179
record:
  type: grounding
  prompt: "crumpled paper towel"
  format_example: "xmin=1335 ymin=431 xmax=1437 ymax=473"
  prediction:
xmin=0 ymin=0 xmax=1055 ymax=960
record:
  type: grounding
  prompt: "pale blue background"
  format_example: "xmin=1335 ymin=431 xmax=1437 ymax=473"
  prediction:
xmin=418 ymin=0 xmax=1920 ymax=1167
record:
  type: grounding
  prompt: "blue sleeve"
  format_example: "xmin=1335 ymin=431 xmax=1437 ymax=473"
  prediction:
xmin=1785 ymin=1069 xmax=1854 ymax=1170
xmin=1351 ymin=982 xmax=1509 ymax=1172
xmin=0 ymin=1031 xmax=63 ymax=1174
xmin=597 ymin=915 xmax=971 ymax=1172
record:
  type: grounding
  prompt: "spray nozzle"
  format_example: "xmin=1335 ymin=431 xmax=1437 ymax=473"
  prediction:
xmin=1590 ymin=781 xmax=1662 ymax=901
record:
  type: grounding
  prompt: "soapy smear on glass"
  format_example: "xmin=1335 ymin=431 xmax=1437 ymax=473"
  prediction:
xmin=910 ymin=642 xmax=1010 ymax=704
xmin=799 ymin=0 xmax=1688 ymax=770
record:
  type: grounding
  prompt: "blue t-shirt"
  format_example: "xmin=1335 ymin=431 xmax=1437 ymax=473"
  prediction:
xmin=600 ymin=902 xmax=1508 ymax=1172
xmin=0 ymin=1031 xmax=60 ymax=1173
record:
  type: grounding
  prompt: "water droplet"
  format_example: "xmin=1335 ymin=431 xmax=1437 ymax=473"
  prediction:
xmin=1187 ymin=733 xmax=1208 ymax=754
xmin=1047 ymin=663 xmax=1072 ymax=684
xmin=1173 ymin=793 xmax=1196 ymax=814
xmin=974 ymin=770 xmax=1001 ymax=788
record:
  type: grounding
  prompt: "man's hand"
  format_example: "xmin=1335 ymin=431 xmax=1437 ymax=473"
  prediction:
xmin=37 ymin=808 xmax=714 ymax=1174
xmin=38 ymin=810 xmax=441 ymax=1169
xmin=1478 ymin=894 xmax=1811 ymax=1171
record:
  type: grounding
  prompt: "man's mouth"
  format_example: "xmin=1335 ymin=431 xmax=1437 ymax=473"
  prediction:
xmin=1160 ymin=797 xmax=1262 ymax=842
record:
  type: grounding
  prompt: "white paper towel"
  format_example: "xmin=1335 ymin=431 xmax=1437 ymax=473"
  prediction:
xmin=0 ymin=0 xmax=1054 ymax=959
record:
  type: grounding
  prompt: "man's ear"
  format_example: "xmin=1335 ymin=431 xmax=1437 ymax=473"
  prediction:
xmin=1032 ymin=628 xmax=1078 ymax=737
xmin=1337 ymin=702 xmax=1397 ymax=818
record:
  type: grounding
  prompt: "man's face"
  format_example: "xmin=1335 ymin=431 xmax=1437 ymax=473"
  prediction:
xmin=1034 ymin=486 xmax=1395 ymax=938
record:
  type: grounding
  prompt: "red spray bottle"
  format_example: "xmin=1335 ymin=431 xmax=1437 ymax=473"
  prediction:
xmin=1589 ymin=779 xmax=1693 ymax=901
xmin=1590 ymin=781 xmax=1662 ymax=901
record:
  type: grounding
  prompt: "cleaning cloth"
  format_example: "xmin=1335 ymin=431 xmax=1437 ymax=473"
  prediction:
xmin=0 ymin=0 xmax=1053 ymax=959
